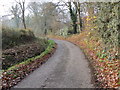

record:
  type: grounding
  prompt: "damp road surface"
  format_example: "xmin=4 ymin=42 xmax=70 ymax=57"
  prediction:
xmin=14 ymin=39 xmax=94 ymax=88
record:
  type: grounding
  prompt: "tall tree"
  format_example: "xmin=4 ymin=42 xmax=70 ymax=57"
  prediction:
xmin=40 ymin=2 xmax=62 ymax=35
xmin=11 ymin=4 xmax=20 ymax=28
xmin=68 ymin=2 xmax=77 ymax=34
xmin=28 ymin=2 xmax=42 ymax=35
xmin=28 ymin=2 xmax=64 ymax=35
xmin=16 ymin=0 xmax=26 ymax=29
xmin=73 ymin=2 xmax=82 ymax=32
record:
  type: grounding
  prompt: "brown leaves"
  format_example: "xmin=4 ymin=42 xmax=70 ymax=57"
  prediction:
xmin=2 ymin=42 xmax=46 ymax=70
xmin=2 ymin=44 xmax=57 ymax=89
xmin=49 ymin=33 xmax=119 ymax=88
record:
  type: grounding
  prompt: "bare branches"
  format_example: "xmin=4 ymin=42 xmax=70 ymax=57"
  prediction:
xmin=15 ymin=0 xmax=26 ymax=29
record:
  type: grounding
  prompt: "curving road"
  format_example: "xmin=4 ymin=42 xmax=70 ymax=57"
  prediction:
xmin=14 ymin=39 xmax=94 ymax=88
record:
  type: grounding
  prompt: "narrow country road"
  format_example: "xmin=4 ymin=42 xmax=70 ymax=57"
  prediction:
xmin=14 ymin=39 xmax=94 ymax=88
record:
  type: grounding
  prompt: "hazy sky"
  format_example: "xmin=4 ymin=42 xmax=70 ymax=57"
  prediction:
xmin=0 ymin=0 xmax=63 ymax=17
xmin=0 ymin=0 xmax=118 ymax=17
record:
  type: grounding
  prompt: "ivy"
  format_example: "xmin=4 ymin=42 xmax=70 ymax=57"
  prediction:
xmin=95 ymin=2 xmax=120 ymax=50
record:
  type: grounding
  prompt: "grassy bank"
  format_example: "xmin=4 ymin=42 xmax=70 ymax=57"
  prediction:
xmin=2 ymin=40 xmax=57 ymax=89
xmin=2 ymin=38 xmax=49 ymax=70
xmin=2 ymin=27 xmax=50 ymax=70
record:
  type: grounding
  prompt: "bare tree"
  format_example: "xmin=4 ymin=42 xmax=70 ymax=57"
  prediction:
xmin=40 ymin=2 xmax=63 ymax=35
xmin=16 ymin=0 xmax=26 ymax=29
xmin=57 ymin=1 xmax=79 ymax=34
xmin=27 ymin=1 xmax=70 ymax=35
xmin=10 ymin=4 xmax=21 ymax=28
xmin=73 ymin=2 xmax=82 ymax=32
xmin=28 ymin=2 xmax=42 ymax=35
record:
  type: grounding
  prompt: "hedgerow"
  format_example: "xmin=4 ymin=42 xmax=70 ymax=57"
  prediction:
xmin=2 ymin=27 xmax=35 ymax=49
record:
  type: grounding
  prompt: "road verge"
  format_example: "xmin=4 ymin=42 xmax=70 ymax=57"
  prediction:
xmin=1 ymin=40 xmax=57 ymax=89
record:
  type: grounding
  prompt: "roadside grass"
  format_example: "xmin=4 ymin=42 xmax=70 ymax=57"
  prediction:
xmin=7 ymin=40 xmax=55 ymax=71
xmin=2 ymin=40 xmax=56 ymax=89
xmin=2 ymin=27 xmax=52 ymax=70
xmin=2 ymin=37 xmax=49 ymax=70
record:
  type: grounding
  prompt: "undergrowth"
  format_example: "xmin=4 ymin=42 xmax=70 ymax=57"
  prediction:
xmin=1 ymin=40 xmax=56 ymax=89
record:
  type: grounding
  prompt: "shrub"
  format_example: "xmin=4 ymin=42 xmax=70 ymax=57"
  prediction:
xmin=95 ymin=2 xmax=120 ymax=50
xmin=2 ymin=27 xmax=50 ymax=69
xmin=2 ymin=38 xmax=49 ymax=70
xmin=2 ymin=27 xmax=36 ymax=49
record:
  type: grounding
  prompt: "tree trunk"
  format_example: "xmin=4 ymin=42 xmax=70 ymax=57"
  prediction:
xmin=68 ymin=2 xmax=78 ymax=34
xmin=77 ymin=2 xmax=82 ymax=32
xmin=44 ymin=19 xmax=47 ymax=35
xmin=22 ymin=2 xmax=26 ymax=29
xmin=73 ymin=2 xmax=82 ymax=32
xmin=73 ymin=22 xmax=77 ymax=34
